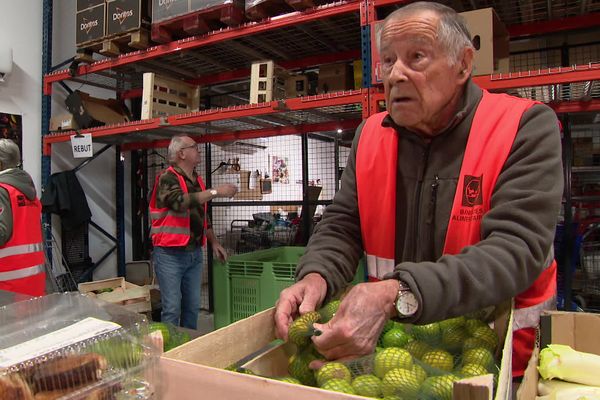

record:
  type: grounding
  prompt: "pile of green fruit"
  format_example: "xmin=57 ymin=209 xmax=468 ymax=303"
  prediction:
xmin=227 ymin=298 xmax=501 ymax=400
xmin=148 ymin=322 xmax=191 ymax=352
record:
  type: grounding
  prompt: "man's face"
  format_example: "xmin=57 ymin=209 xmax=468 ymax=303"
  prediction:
xmin=379 ymin=11 xmax=469 ymax=135
xmin=179 ymin=137 xmax=200 ymax=166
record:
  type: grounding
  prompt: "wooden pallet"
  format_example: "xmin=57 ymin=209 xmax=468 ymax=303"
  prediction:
xmin=151 ymin=3 xmax=245 ymax=44
xmin=246 ymin=0 xmax=326 ymax=20
xmin=76 ymin=28 xmax=150 ymax=62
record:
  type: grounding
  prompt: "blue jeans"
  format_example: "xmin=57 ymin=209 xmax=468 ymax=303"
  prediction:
xmin=153 ymin=246 xmax=203 ymax=329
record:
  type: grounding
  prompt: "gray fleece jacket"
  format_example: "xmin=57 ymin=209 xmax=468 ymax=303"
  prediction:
xmin=296 ymin=81 xmax=564 ymax=324
xmin=0 ymin=168 xmax=38 ymax=246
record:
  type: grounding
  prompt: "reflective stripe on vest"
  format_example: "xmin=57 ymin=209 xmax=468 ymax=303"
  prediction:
xmin=513 ymin=294 xmax=556 ymax=330
xmin=366 ymin=254 xmax=395 ymax=280
xmin=149 ymin=226 xmax=190 ymax=235
xmin=0 ymin=183 xmax=45 ymax=296
xmin=0 ymin=242 xmax=44 ymax=259
xmin=0 ymin=264 xmax=44 ymax=281
xmin=149 ymin=210 xmax=188 ymax=219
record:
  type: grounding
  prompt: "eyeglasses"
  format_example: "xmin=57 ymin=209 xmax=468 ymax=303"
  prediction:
xmin=180 ymin=143 xmax=200 ymax=152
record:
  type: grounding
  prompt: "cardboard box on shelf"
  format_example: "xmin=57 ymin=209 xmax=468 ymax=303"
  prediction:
xmin=141 ymin=72 xmax=200 ymax=119
xmin=49 ymin=113 xmax=79 ymax=132
xmin=160 ymin=304 xmax=514 ymax=400
xmin=106 ymin=0 xmax=150 ymax=37
xmin=76 ymin=3 xmax=106 ymax=46
xmin=317 ymin=62 xmax=353 ymax=94
xmin=460 ymin=8 xmax=510 ymax=76
xmin=152 ymin=0 xmax=190 ymax=23
xmin=249 ymin=60 xmax=286 ymax=104
xmin=65 ymin=90 xmax=131 ymax=129
xmin=517 ymin=311 xmax=600 ymax=399
xmin=284 ymin=75 xmax=308 ymax=98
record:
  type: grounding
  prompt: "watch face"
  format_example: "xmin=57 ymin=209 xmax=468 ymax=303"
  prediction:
xmin=397 ymin=291 xmax=418 ymax=316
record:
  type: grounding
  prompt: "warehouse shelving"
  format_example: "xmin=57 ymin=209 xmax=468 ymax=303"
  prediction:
xmin=41 ymin=0 xmax=600 ymax=310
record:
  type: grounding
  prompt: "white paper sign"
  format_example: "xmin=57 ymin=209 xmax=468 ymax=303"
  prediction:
xmin=70 ymin=133 xmax=93 ymax=158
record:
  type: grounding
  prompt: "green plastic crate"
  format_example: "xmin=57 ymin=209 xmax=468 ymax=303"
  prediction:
xmin=213 ymin=246 xmax=365 ymax=329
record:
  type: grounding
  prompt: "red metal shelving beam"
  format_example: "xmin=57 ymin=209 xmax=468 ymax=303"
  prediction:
xmin=42 ymin=118 xmax=164 ymax=155
xmin=121 ymin=119 xmax=361 ymax=151
xmin=473 ymin=63 xmax=600 ymax=90
xmin=43 ymin=1 xmax=361 ymax=94
xmin=43 ymin=90 xmax=364 ymax=151
xmin=508 ymin=13 xmax=600 ymax=39
xmin=549 ymin=100 xmax=600 ymax=114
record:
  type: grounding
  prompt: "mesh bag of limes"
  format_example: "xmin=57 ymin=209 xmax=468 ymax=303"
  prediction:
xmin=148 ymin=322 xmax=192 ymax=352
xmin=228 ymin=299 xmax=501 ymax=400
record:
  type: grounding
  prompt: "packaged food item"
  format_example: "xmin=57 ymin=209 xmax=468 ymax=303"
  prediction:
xmin=0 ymin=293 xmax=160 ymax=399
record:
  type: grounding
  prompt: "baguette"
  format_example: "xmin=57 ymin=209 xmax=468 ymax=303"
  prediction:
xmin=0 ymin=374 xmax=34 ymax=400
xmin=31 ymin=353 xmax=108 ymax=393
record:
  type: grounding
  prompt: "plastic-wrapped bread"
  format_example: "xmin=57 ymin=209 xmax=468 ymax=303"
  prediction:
xmin=33 ymin=382 xmax=121 ymax=400
xmin=31 ymin=353 xmax=108 ymax=392
xmin=0 ymin=374 xmax=34 ymax=400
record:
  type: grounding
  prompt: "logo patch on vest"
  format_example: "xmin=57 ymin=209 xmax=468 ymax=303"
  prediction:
xmin=462 ymin=175 xmax=483 ymax=207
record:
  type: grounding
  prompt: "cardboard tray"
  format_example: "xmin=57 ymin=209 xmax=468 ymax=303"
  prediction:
xmin=517 ymin=311 xmax=600 ymax=399
xmin=160 ymin=305 xmax=514 ymax=400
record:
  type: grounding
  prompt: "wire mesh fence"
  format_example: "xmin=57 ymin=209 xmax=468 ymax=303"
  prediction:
xmin=143 ymin=134 xmax=347 ymax=313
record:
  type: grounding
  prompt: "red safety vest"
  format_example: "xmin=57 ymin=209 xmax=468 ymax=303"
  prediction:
xmin=356 ymin=90 xmax=557 ymax=377
xmin=0 ymin=183 xmax=45 ymax=296
xmin=149 ymin=166 xmax=208 ymax=247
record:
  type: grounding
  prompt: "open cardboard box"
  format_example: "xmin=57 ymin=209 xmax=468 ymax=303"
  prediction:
xmin=517 ymin=311 xmax=600 ymax=399
xmin=160 ymin=304 xmax=514 ymax=400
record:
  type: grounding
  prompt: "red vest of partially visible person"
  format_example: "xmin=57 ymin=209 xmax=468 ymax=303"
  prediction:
xmin=356 ymin=90 xmax=557 ymax=377
xmin=149 ymin=166 xmax=207 ymax=247
xmin=0 ymin=183 xmax=45 ymax=297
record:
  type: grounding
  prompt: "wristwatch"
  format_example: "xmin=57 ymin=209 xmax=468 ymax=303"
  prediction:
xmin=395 ymin=280 xmax=419 ymax=318
xmin=209 ymin=189 xmax=218 ymax=197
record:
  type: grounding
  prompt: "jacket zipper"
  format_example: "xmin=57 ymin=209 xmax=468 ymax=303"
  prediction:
xmin=427 ymin=175 xmax=440 ymax=254
xmin=411 ymin=144 xmax=431 ymax=261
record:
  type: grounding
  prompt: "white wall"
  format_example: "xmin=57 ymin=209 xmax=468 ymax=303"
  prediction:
xmin=50 ymin=0 xmax=122 ymax=279
xmin=0 ymin=1 xmax=42 ymax=191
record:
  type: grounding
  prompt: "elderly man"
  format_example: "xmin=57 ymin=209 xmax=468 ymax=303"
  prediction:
xmin=150 ymin=134 xmax=237 ymax=329
xmin=275 ymin=1 xmax=563 ymax=379
xmin=0 ymin=139 xmax=45 ymax=296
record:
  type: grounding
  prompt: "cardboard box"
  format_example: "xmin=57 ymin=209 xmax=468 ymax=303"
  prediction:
xmin=77 ymin=0 xmax=105 ymax=12
xmin=318 ymin=62 xmax=353 ymax=94
xmin=160 ymin=305 xmax=514 ymax=399
xmin=106 ymin=0 xmax=150 ymax=36
xmin=152 ymin=0 xmax=190 ymax=24
xmin=518 ymin=311 xmax=600 ymax=400
xmin=141 ymin=72 xmax=200 ymax=119
xmin=49 ymin=113 xmax=79 ymax=132
xmin=78 ymin=277 xmax=151 ymax=313
xmin=76 ymin=4 xmax=106 ymax=46
xmin=460 ymin=8 xmax=509 ymax=76
xmin=284 ymin=75 xmax=308 ymax=98
xmin=65 ymin=90 xmax=131 ymax=129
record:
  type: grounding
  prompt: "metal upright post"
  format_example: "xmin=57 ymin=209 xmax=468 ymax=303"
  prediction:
xmin=561 ymin=114 xmax=575 ymax=311
xmin=301 ymin=134 xmax=310 ymax=244
xmin=205 ymin=143 xmax=214 ymax=313
xmin=42 ymin=0 xmax=53 ymax=263
xmin=116 ymin=146 xmax=126 ymax=277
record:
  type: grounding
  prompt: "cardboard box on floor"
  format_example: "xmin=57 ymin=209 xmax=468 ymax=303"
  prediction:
xmin=517 ymin=311 xmax=600 ymax=400
xmin=159 ymin=304 xmax=514 ymax=400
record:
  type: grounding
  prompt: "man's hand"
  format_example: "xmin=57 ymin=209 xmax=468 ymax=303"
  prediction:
xmin=216 ymin=184 xmax=238 ymax=198
xmin=212 ymin=242 xmax=228 ymax=262
xmin=311 ymin=279 xmax=399 ymax=362
xmin=274 ymin=273 xmax=327 ymax=341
